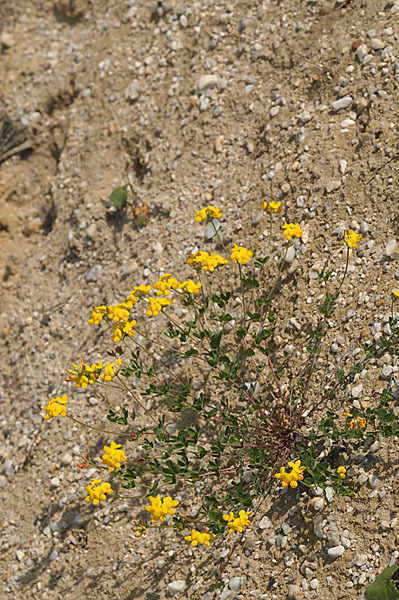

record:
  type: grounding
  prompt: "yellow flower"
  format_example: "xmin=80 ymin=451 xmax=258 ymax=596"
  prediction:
xmin=393 ymin=290 xmax=399 ymax=298
xmin=100 ymin=359 xmax=121 ymax=382
xmin=43 ymin=394 xmax=68 ymax=420
xmin=344 ymin=229 xmax=362 ymax=249
xmin=65 ymin=359 xmax=90 ymax=389
xmin=88 ymin=305 xmax=106 ymax=326
xmin=195 ymin=205 xmax=223 ymax=223
xmin=145 ymin=495 xmax=179 ymax=523
xmin=102 ymin=441 xmax=127 ymax=472
xmin=106 ymin=303 xmax=130 ymax=323
xmin=222 ymin=509 xmax=251 ymax=534
xmin=261 ymin=200 xmax=282 ymax=214
xmin=179 ymin=280 xmax=202 ymax=294
xmin=85 ymin=478 xmax=114 ymax=505
xmin=153 ymin=274 xmax=180 ymax=296
xmin=126 ymin=284 xmax=151 ymax=307
xmin=275 ymin=459 xmax=306 ymax=488
xmin=86 ymin=361 xmax=103 ymax=384
xmin=343 ymin=411 xmax=366 ymax=430
xmin=184 ymin=528 xmax=214 ymax=547
xmin=337 ymin=466 xmax=347 ymax=480
xmin=230 ymin=244 xmax=253 ymax=265
xmin=147 ymin=296 xmax=172 ymax=316
xmin=282 ymin=222 xmax=304 ymax=241
xmin=187 ymin=250 xmax=228 ymax=272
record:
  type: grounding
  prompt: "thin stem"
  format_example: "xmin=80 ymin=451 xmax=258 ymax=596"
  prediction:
xmin=334 ymin=245 xmax=350 ymax=299
xmin=66 ymin=414 xmax=129 ymax=436
xmin=268 ymin=213 xmax=273 ymax=251
xmin=212 ymin=220 xmax=229 ymax=256
xmin=238 ymin=262 xmax=246 ymax=325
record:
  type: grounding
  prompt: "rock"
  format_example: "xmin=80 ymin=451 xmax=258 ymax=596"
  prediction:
xmin=310 ymin=579 xmax=319 ymax=590
xmin=341 ymin=118 xmax=356 ymax=128
xmin=360 ymin=221 xmax=369 ymax=234
xmin=381 ymin=365 xmax=393 ymax=380
xmin=325 ymin=487 xmax=334 ymax=503
xmin=168 ymin=580 xmax=186 ymax=595
xmin=198 ymin=95 xmax=210 ymax=112
xmin=326 ymin=180 xmax=342 ymax=193
xmin=385 ymin=238 xmax=397 ymax=257
xmin=270 ymin=106 xmax=280 ymax=117
xmin=16 ymin=550 xmax=24 ymax=561
xmin=339 ymin=159 xmax=347 ymax=174
xmin=371 ymin=38 xmax=385 ymax=50
xmin=197 ymin=75 xmax=219 ymax=93
xmin=205 ymin=218 xmax=221 ymax=241
xmin=327 ymin=530 xmax=340 ymax=547
xmin=179 ymin=14 xmax=188 ymax=28
xmin=369 ymin=440 xmax=379 ymax=453
xmin=0 ymin=31 xmax=14 ymax=48
xmin=259 ymin=516 xmax=272 ymax=530
xmin=86 ymin=224 xmax=97 ymax=239
xmin=327 ymin=545 xmax=345 ymax=558
xmin=287 ymin=584 xmax=304 ymax=599
xmin=228 ymin=577 xmax=241 ymax=591
xmin=351 ymin=384 xmax=363 ymax=398
xmin=331 ymin=96 xmax=352 ymax=112
xmin=369 ymin=474 xmax=381 ymax=488
xmin=219 ymin=588 xmax=231 ymax=600
xmin=285 ymin=245 xmax=296 ymax=264
xmin=313 ymin=515 xmax=326 ymax=539
xmin=356 ymin=44 xmax=368 ymax=62
xmin=60 ymin=452 xmax=73 ymax=466
xmin=310 ymin=497 xmax=325 ymax=511
xmin=86 ymin=265 xmax=102 ymax=282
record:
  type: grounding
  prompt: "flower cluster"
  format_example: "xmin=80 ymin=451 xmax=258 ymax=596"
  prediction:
xmin=282 ymin=222 xmax=304 ymax=241
xmin=43 ymin=394 xmax=68 ymax=420
xmin=112 ymin=320 xmax=136 ymax=343
xmin=222 ymin=510 xmax=251 ymax=534
xmin=337 ymin=466 xmax=347 ymax=479
xmin=65 ymin=359 xmax=103 ymax=389
xmin=102 ymin=441 xmax=127 ymax=472
xmin=132 ymin=520 xmax=147 ymax=538
xmin=147 ymin=296 xmax=172 ymax=316
xmin=195 ymin=205 xmax=223 ymax=222
xmin=344 ymin=229 xmax=362 ymax=249
xmin=85 ymin=478 xmax=114 ymax=505
xmin=261 ymin=200 xmax=282 ymax=213
xmin=187 ymin=250 xmax=228 ymax=272
xmin=153 ymin=274 xmax=180 ymax=296
xmin=100 ymin=359 xmax=122 ymax=382
xmin=343 ymin=411 xmax=366 ymax=430
xmin=145 ymin=495 xmax=179 ymax=523
xmin=275 ymin=459 xmax=306 ymax=488
xmin=180 ymin=279 xmax=202 ymax=294
xmin=184 ymin=528 xmax=214 ymax=547
xmin=230 ymin=244 xmax=253 ymax=265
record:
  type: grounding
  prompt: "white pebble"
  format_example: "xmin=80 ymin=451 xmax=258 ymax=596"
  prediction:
xmin=327 ymin=545 xmax=345 ymax=558
xmin=168 ymin=580 xmax=186 ymax=595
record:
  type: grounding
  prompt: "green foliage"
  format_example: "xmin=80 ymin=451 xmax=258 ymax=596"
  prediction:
xmin=365 ymin=565 xmax=399 ymax=600
xmin=110 ymin=184 xmax=128 ymax=208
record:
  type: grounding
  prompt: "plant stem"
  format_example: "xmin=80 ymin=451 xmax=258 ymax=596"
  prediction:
xmin=66 ymin=415 xmax=129 ymax=435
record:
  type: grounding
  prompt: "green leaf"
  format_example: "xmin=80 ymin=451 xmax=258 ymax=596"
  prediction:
xmin=242 ymin=277 xmax=259 ymax=288
xmin=210 ymin=331 xmax=223 ymax=349
xmin=365 ymin=565 xmax=399 ymax=600
xmin=110 ymin=184 xmax=128 ymax=208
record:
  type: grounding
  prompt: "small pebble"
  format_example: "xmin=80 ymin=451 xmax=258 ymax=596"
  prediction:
xmin=331 ymin=96 xmax=352 ymax=112
xmin=327 ymin=545 xmax=345 ymax=558
xmin=168 ymin=580 xmax=186 ymax=595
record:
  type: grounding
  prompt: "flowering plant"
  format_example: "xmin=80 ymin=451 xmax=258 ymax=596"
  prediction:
xmin=43 ymin=202 xmax=399 ymax=548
